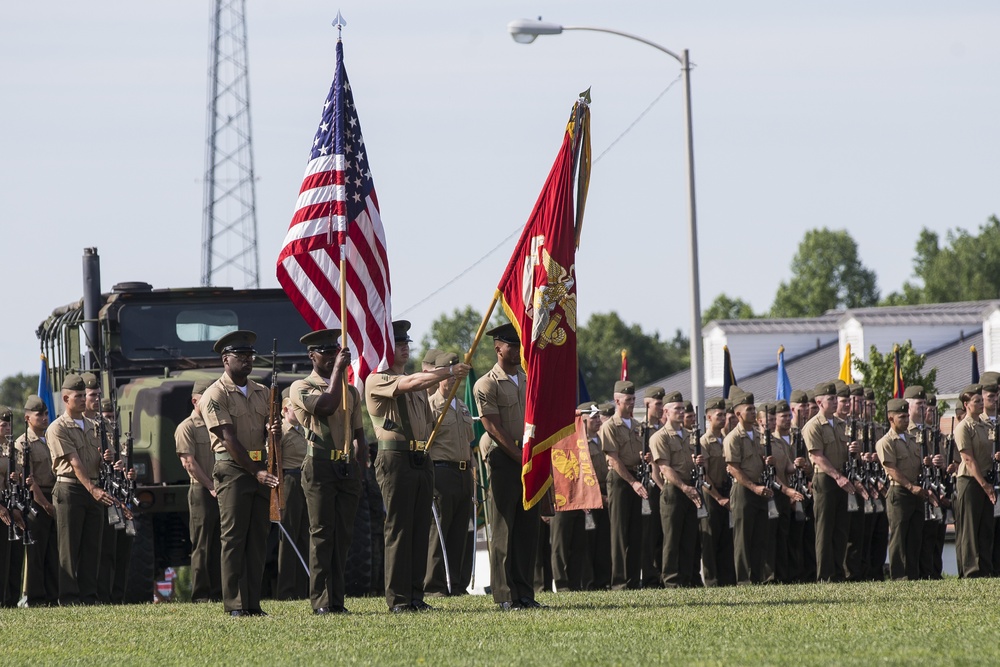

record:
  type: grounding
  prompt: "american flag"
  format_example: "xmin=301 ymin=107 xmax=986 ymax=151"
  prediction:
xmin=277 ymin=38 xmax=393 ymax=383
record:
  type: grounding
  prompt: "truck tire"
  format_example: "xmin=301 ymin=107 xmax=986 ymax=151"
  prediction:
xmin=124 ymin=514 xmax=155 ymax=604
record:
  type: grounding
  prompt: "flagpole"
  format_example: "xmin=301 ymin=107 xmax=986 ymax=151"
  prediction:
xmin=425 ymin=292 xmax=500 ymax=451
xmin=332 ymin=12 xmax=351 ymax=457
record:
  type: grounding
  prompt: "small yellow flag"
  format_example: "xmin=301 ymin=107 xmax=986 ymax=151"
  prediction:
xmin=839 ymin=343 xmax=853 ymax=384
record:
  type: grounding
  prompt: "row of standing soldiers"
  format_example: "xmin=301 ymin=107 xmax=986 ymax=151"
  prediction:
xmin=0 ymin=374 xmax=136 ymax=607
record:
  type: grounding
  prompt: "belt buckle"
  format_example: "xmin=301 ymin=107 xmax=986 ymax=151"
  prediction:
xmin=249 ymin=451 xmax=262 ymax=462
xmin=459 ymin=460 xmax=467 ymax=471
xmin=331 ymin=449 xmax=345 ymax=462
xmin=412 ymin=440 xmax=428 ymax=452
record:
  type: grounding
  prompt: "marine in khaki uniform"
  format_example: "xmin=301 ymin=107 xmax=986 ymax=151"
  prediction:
xmin=289 ymin=329 xmax=365 ymax=614
xmin=877 ymin=398 xmax=932 ymax=580
xmin=804 ymin=382 xmax=859 ymax=582
xmin=276 ymin=393 xmax=310 ymax=600
xmin=368 ymin=321 xmax=470 ymax=612
xmin=175 ymin=378 xmax=221 ymax=603
xmin=787 ymin=389 xmax=816 ymax=583
xmin=640 ymin=386 xmax=665 ymax=589
xmin=650 ymin=390 xmax=703 ymax=588
xmin=425 ymin=352 xmax=475 ymax=597
xmin=17 ymin=395 xmax=58 ymax=607
xmin=763 ymin=400 xmax=803 ymax=584
xmin=199 ymin=331 xmax=279 ymax=616
xmin=724 ymin=390 xmax=771 ymax=585
xmin=48 ymin=374 xmax=115 ymax=606
xmin=474 ymin=323 xmax=542 ymax=610
xmin=699 ymin=397 xmax=735 ymax=587
xmin=599 ymin=380 xmax=647 ymax=590
xmin=954 ymin=384 xmax=995 ymax=578
xmin=0 ymin=408 xmax=26 ymax=608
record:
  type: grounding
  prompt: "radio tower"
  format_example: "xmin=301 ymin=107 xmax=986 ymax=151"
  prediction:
xmin=201 ymin=0 xmax=260 ymax=288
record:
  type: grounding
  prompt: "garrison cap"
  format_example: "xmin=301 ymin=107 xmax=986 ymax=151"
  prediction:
xmin=0 ymin=408 xmax=10 ymax=422
xmin=300 ymin=329 xmax=342 ymax=350
xmin=849 ymin=384 xmax=864 ymax=397
xmin=486 ymin=323 xmax=520 ymax=345
xmin=213 ymin=330 xmax=257 ymax=355
xmin=683 ymin=400 xmax=694 ymax=413
xmin=392 ymin=320 xmax=413 ymax=343
xmin=422 ymin=348 xmax=442 ymax=365
xmin=100 ymin=398 xmax=113 ymax=413
xmin=24 ymin=395 xmax=47 ymax=413
xmin=961 ymin=384 xmax=982 ymax=397
xmin=663 ymin=390 xmax=683 ymax=405
xmin=730 ymin=390 xmax=755 ymax=407
xmin=614 ymin=380 xmax=635 ymax=395
xmin=864 ymin=387 xmax=875 ymax=401
xmin=773 ymin=399 xmax=790 ymax=413
xmin=434 ymin=351 xmax=460 ymax=368
xmin=903 ymin=385 xmax=926 ymax=400
xmin=886 ymin=398 xmax=908 ymax=414
xmin=645 ymin=386 xmax=665 ymax=400
xmin=81 ymin=372 xmax=100 ymax=389
xmin=790 ymin=389 xmax=809 ymax=404
xmin=598 ymin=402 xmax=615 ymax=417
xmin=192 ymin=379 xmax=213 ymax=396
xmin=577 ymin=402 xmax=599 ymax=416
xmin=814 ymin=382 xmax=836 ymax=397
xmin=705 ymin=397 xmax=726 ymax=412
xmin=62 ymin=373 xmax=86 ymax=392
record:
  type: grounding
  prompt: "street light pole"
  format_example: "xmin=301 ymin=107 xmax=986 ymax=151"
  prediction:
xmin=508 ymin=19 xmax=704 ymax=411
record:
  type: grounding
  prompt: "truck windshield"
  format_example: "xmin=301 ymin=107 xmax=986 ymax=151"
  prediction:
xmin=118 ymin=299 xmax=311 ymax=360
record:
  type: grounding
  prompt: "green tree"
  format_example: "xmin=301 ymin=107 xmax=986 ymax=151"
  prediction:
xmin=578 ymin=313 xmax=688 ymax=401
xmin=852 ymin=340 xmax=937 ymax=421
xmin=703 ymin=293 xmax=756 ymax=323
xmin=418 ymin=305 xmax=509 ymax=378
xmin=883 ymin=216 xmax=1000 ymax=305
xmin=771 ymin=228 xmax=879 ymax=317
xmin=0 ymin=373 xmax=39 ymax=423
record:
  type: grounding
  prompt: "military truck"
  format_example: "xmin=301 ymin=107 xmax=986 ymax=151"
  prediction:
xmin=36 ymin=248 xmax=384 ymax=602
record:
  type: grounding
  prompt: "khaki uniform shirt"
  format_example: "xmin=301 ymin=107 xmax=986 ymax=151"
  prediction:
xmin=47 ymin=412 xmax=102 ymax=481
xmin=650 ymin=423 xmax=693 ymax=480
xmin=428 ymin=391 xmax=474 ymax=462
xmin=599 ymin=415 xmax=643 ymax=469
xmin=175 ymin=410 xmax=214 ymax=486
xmin=803 ymin=413 xmax=849 ymax=475
xmin=16 ymin=431 xmax=55 ymax=491
xmin=771 ymin=433 xmax=793 ymax=486
xmin=701 ymin=431 xmax=728 ymax=492
xmin=289 ymin=371 xmax=363 ymax=457
xmin=587 ymin=435 xmax=609 ymax=487
xmin=473 ymin=363 xmax=526 ymax=453
xmin=724 ymin=422 xmax=764 ymax=482
xmin=876 ymin=429 xmax=921 ymax=486
xmin=199 ymin=374 xmax=270 ymax=456
xmin=365 ymin=371 xmax=434 ymax=442
xmin=906 ymin=423 xmax=933 ymax=457
xmin=955 ymin=415 xmax=992 ymax=478
xmin=280 ymin=422 xmax=308 ymax=470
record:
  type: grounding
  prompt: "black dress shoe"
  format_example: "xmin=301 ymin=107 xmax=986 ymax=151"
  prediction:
xmin=410 ymin=600 xmax=433 ymax=612
xmin=314 ymin=607 xmax=332 ymax=615
xmin=498 ymin=601 xmax=523 ymax=611
xmin=246 ymin=609 xmax=268 ymax=617
xmin=519 ymin=598 xmax=548 ymax=609
xmin=390 ymin=604 xmax=413 ymax=613
xmin=229 ymin=610 xmax=248 ymax=617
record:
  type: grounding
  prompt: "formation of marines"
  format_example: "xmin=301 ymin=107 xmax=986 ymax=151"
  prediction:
xmin=3 ymin=322 xmax=998 ymax=613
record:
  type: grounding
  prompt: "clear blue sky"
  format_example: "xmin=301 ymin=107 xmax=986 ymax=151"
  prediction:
xmin=1 ymin=1 xmax=998 ymax=380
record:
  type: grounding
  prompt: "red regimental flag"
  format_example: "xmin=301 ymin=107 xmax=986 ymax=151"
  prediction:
xmin=550 ymin=415 xmax=603 ymax=511
xmin=621 ymin=349 xmax=628 ymax=381
xmin=496 ymin=101 xmax=590 ymax=509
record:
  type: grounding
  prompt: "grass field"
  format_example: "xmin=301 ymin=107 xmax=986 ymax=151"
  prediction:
xmin=1 ymin=579 xmax=997 ymax=665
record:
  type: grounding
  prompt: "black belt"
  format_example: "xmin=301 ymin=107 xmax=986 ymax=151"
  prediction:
xmin=283 ymin=468 xmax=302 ymax=476
xmin=433 ymin=460 xmax=469 ymax=471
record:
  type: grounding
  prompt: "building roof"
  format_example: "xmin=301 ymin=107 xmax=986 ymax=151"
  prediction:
xmin=921 ymin=331 xmax=983 ymax=397
xmin=704 ymin=314 xmax=841 ymax=335
xmin=838 ymin=300 xmax=1000 ymax=327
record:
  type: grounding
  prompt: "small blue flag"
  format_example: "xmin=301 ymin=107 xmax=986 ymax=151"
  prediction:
xmin=776 ymin=346 xmax=791 ymax=401
xmin=38 ymin=354 xmax=57 ymax=417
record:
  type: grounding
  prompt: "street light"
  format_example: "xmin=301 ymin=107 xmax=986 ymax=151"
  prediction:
xmin=508 ymin=18 xmax=705 ymax=412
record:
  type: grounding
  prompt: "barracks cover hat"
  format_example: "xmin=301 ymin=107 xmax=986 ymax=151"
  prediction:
xmin=790 ymin=389 xmax=809 ymax=404
xmin=435 ymin=352 xmax=460 ymax=368
xmin=773 ymin=399 xmax=790 ymax=413
xmin=598 ymin=402 xmax=615 ymax=417
xmin=813 ymin=382 xmax=836 ymax=397
xmin=392 ymin=320 xmax=412 ymax=343
xmin=300 ymin=329 xmax=342 ymax=350
xmin=864 ymin=387 xmax=875 ymax=401
xmin=705 ymin=397 xmax=726 ymax=412
xmin=81 ymin=372 xmax=100 ymax=389
xmin=730 ymin=389 xmax=755 ymax=407
xmin=100 ymin=398 xmax=113 ymax=413
xmin=213 ymin=330 xmax=257 ymax=355
xmin=192 ymin=379 xmax=214 ymax=396
xmin=848 ymin=384 xmax=864 ymax=397
xmin=614 ymin=381 xmax=635 ymax=395
xmin=663 ymin=390 xmax=683 ymax=405
xmin=645 ymin=386 xmax=665 ymax=400
xmin=903 ymin=385 xmax=926 ymax=400
xmin=926 ymin=394 xmax=936 ymax=406
xmin=577 ymin=402 xmax=599 ymax=416
xmin=486 ymin=323 xmax=519 ymax=344
xmin=886 ymin=398 xmax=908 ymax=414
xmin=683 ymin=400 xmax=694 ymax=413
xmin=422 ymin=348 xmax=442 ymax=365
xmin=961 ymin=384 xmax=982 ymax=397
xmin=0 ymin=407 xmax=10 ymax=422
xmin=62 ymin=373 xmax=86 ymax=392
xmin=980 ymin=371 xmax=1000 ymax=388
xmin=24 ymin=395 xmax=46 ymax=412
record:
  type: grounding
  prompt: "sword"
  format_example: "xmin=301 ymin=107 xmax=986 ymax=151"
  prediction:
xmin=274 ymin=519 xmax=311 ymax=577
xmin=470 ymin=464 xmax=478 ymax=589
xmin=430 ymin=496 xmax=452 ymax=594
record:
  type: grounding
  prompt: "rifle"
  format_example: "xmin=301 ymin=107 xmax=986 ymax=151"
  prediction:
xmin=267 ymin=339 xmax=284 ymax=522
xmin=17 ymin=418 xmax=37 ymax=540
xmin=943 ymin=417 xmax=957 ymax=499
xmin=863 ymin=403 xmax=884 ymax=513
xmin=919 ymin=426 xmax=942 ymax=522
xmin=117 ymin=412 xmax=137 ymax=536
xmin=760 ymin=407 xmax=781 ymax=519
xmin=638 ymin=420 xmax=653 ymax=516
xmin=843 ymin=406 xmax=864 ymax=513
xmin=689 ymin=408 xmax=709 ymax=519
xmin=790 ymin=426 xmax=811 ymax=521
xmin=6 ymin=431 xmax=23 ymax=542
